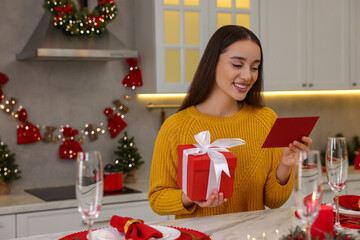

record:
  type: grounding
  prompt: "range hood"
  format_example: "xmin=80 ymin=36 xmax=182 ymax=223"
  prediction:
xmin=16 ymin=12 xmax=138 ymax=61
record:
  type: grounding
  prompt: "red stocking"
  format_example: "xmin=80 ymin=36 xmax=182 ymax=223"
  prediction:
xmin=59 ymin=127 xmax=83 ymax=159
xmin=104 ymin=108 xmax=127 ymax=138
xmin=122 ymin=58 xmax=143 ymax=88
xmin=16 ymin=108 xmax=42 ymax=144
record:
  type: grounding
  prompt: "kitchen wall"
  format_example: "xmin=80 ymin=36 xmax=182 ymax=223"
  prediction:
xmin=0 ymin=0 xmax=162 ymax=191
xmin=1 ymin=0 xmax=360 ymax=192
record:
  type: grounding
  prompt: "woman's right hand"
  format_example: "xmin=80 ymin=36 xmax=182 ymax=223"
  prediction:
xmin=182 ymin=190 xmax=227 ymax=208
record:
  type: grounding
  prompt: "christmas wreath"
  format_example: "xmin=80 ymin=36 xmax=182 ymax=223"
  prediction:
xmin=43 ymin=0 xmax=117 ymax=36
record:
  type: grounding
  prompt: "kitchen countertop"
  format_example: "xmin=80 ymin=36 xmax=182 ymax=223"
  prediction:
xmin=0 ymin=179 xmax=150 ymax=216
xmin=1 ymin=166 xmax=360 ymax=216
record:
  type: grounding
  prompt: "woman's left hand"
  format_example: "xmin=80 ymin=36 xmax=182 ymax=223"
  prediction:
xmin=277 ymin=136 xmax=312 ymax=184
xmin=280 ymin=136 xmax=313 ymax=168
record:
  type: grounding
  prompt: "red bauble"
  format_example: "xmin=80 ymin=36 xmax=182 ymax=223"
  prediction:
xmin=0 ymin=72 xmax=9 ymax=105
xmin=122 ymin=58 xmax=143 ymax=88
xmin=104 ymin=108 xmax=127 ymax=138
xmin=59 ymin=127 xmax=83 ymax=159
xmin=16 ymin=108 xmax=42 ymax=144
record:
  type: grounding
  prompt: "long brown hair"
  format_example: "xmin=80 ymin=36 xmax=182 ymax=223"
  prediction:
xmin=179 ymin=25 xmax=264 ymax=111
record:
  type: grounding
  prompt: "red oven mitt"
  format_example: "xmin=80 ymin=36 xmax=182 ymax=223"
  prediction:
xmin=335 ymin=195 xmax=360 ymax=211
xmin=110 ymin=215 xmax=163 ymax=240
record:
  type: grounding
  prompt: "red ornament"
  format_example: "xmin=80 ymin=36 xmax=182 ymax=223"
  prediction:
xmin=59 ymin=127 xmax=83 ymax=159
xmin=354 ymin=149 xmax=360 ymax=169
xmin=54 ymin=3 xmax=74 ymax=23
xmin=122 ymin=58 xmax=143 ymax=88
xmin=16 ymin=108 xmax=42 ymax=144
xmin=0 ymin=72 xmax=9 ymax=105
xmin=104 ymin=108 xmax=127 ymax=138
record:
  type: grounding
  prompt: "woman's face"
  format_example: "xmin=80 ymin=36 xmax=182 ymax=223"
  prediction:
xmin=213 ymin=40 xmax=261 ymax=102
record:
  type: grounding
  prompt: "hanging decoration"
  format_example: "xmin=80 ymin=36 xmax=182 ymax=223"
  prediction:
xmin=43 ymin=0 xmax=117 ymax=37
xmin=42 ymin=126 xmax=57 ymax=143
xmin=0 ymin=73 xmax=9 ymax=105
xmin=122 ymin=58 xmax=143 ymax=89
xmin=104 ymin=108 xmax=127 ymax=139
xmin=59 ymin=126 xmax=83 ymax=159
xmin=0 ymin=59 xmax=142 ymax=157
xmin=16 ymin=108 xmax=42 ymax=144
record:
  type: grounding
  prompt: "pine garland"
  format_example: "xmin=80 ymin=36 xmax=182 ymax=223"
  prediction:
xmin=281 ymin=225 xmax=359 ymax=240
xmin=43 ymin=0 xmax=117 ymax=36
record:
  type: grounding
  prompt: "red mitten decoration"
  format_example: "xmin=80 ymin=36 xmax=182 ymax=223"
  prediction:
xmin=0 ymin=72 xmax=9 ymax=104
xmin=104 ymin=108 xmax=127 ymax=138
xmin=16 ymin=108 xmax=42 ymax=144
xmin=122 ymin=58 xmax=143 ymax=88
xmin=59 ymin=127 xmax=83 ymax=159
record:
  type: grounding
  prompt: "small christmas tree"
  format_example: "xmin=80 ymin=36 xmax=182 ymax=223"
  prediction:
xmin=0 ymin=137 xmax=21 ymax=184
xmin=114 ymin=132 xmax=144 ymax=174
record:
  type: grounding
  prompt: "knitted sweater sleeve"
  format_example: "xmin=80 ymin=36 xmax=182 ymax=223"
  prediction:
xmin=259 ymin=108 xmax=293 ymax=208
xmin=148 ymin=114 xmax=196 ymax=216
xmin=264 ymin=147 xmax=293 ymax=208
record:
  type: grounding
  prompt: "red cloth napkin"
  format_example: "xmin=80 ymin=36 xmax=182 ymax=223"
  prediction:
xmin=335 ymin=195 xmax=360 ymax=211
xmin=110 ymin=215 xmax=163 ymax=240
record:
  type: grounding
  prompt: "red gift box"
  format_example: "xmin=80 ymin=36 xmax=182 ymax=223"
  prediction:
xmin=177 ymin=144 xmax=237 ymax=201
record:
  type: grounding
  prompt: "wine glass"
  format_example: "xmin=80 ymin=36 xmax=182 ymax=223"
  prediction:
xmin=325 ymin=137 xmax=349 ymax=231
xmin=76 ymin=151 xmax=104 ymax=240
xmin=294 ymin=150 xmax=323 ymax=240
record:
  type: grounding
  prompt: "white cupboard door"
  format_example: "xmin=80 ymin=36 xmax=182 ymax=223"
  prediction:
xmin=260 ymin=0 xmax=307 ymax=91
xmin=350 ymin=0 xmax=360 ymax=89
xmin=307 ymin=0 xmax=350 ymax=90
xmin=0 ymin=214 xmax=15 ymax=239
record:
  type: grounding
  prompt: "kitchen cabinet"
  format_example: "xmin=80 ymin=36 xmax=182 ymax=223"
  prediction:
xmin=135 ymin=0 xmax=259 ymax=93
xmin=350 ymin=0 xmax=360 ymax=89
xmin=0 ymin=214 xmax=16 ymax=239
xmin=260 ymin=0 xmax=353 ymax=91
xmin=16 ymin=200 xmax=169 ymax=238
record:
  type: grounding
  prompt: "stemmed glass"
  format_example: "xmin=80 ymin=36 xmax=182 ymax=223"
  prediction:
xmin=294 ymin=150 xmax=323 ymax=240
xmin=76 ymin=151 xmax=104 ymax=240
xmin=325 ymin=137 xmax=349 ymax=231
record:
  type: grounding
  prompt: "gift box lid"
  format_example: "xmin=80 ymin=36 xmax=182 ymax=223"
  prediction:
xmin=178 ymin=144 xmax=237 ymax=171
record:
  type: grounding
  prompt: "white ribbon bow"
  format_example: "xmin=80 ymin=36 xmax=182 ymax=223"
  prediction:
xmin=182 ymin=131 xmax=246 ymax=200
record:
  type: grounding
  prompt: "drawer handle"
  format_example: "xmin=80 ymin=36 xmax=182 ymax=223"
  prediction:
xmin=83 ymin=218 xmax=111 ymax=225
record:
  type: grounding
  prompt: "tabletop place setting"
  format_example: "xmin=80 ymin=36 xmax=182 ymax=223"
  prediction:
xmin=55 ymin=136 xmax=360 ymax=240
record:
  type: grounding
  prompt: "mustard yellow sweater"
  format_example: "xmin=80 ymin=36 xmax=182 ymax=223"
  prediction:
xmin=148 ymin=104 xmax=293 ymax=219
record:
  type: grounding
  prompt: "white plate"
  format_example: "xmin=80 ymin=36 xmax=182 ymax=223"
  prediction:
xmin=327 ymin=202 xmax=360 ymax=218
xmin=91 ymin=225 xmax=181 ymax=240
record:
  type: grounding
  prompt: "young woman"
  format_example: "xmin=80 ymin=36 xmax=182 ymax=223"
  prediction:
xmin=148 ymin=25 xmax=312 ymax=219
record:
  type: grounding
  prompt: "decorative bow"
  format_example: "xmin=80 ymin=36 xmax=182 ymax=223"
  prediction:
xmin=88 ymin=14 xmax=104 ymax=28
xmin=182 ymin=131 xmax=245 ymax=199
xmin=98 ymin=0 xmax=115 ymax=6
xmin=54 ymin=4 xmax=74 ymax=23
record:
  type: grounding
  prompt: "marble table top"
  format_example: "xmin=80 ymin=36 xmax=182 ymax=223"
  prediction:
xmin=9 ymin=207 xmax=360 ymax=240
